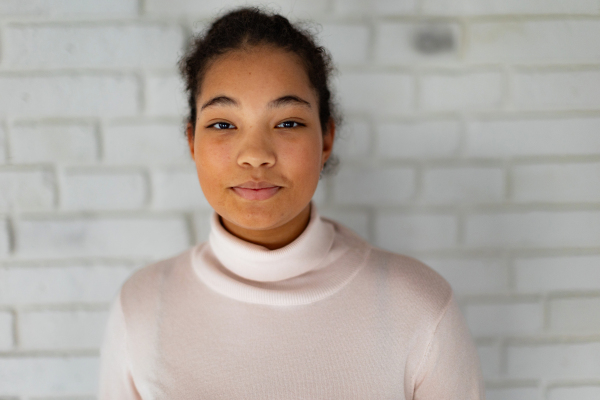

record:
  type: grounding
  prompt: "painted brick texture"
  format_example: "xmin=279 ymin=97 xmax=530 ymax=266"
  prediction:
xmin=1 ymin=0 xmax=599 ymax=399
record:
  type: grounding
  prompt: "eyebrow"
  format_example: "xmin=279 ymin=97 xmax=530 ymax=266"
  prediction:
xmin=200 ymin=96 xmax=238 ymax=111
xmin=267 ymin=95 xmax=311 ymax=109
xmin=199 ymin=95 xmax=312 ymax=112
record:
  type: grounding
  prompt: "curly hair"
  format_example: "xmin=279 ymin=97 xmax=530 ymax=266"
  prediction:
xmin=178 ymin=6 xmax=340 ymax=174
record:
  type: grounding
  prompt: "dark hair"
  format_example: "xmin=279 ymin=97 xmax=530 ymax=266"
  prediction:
xmin=178 ymin=6 xmax=339 ymax=174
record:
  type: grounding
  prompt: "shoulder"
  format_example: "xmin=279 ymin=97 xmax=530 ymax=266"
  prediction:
xmin=119 ymin=245 xmax=201 ymax=317
xmin=328 ymin=217 xmax=453 ymax=318
xmin=326 ymin=219 xmax=452 ymax=311
xmin=369 ymin=247 xmax=453 ymax=312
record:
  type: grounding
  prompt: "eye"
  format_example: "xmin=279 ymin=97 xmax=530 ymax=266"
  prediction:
xmin=209 ymin=122 xmax=236 ymax=130
xmin=276 ymin=120 xmax=303 ymax=129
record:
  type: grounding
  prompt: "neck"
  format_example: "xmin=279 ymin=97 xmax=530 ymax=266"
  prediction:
xmin=219 ymin=204 xmax=311 ymax=250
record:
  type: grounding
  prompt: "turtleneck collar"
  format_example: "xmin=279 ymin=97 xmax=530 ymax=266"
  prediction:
xmin=192 ymin=203 xmax=371 ymax=305
xmin=208 ymin=202 xmax=335 ymax=282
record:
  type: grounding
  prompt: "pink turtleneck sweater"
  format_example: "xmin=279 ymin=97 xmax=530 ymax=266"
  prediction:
xmin=98 ymin=204 xmax=484 ymax=399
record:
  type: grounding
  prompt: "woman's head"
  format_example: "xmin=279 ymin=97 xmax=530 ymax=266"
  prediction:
xmin=180 ymin=7 xmax=339 ymax=146
xmin=179 ymin=7 xmax=339 ymax=248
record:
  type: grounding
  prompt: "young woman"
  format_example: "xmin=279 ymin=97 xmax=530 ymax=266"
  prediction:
xmin=98 ymin=7 xmax=484 ymax=399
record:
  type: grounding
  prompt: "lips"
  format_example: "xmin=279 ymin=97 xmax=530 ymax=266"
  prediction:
xmin=231 ymin=181 xmax=281 ymax=201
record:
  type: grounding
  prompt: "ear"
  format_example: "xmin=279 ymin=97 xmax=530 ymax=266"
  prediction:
xmin=186 ymin=122 xmax=195 ymax=160
xmin=321 ymin=118 xmax=335 ymax=166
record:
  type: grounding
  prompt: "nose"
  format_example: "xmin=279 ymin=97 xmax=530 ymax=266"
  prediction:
xmin=236 ymin=127 xmax=276 ymax=169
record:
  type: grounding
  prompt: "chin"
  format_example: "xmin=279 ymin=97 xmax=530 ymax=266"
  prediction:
xmin=223 ymin=203 xmax=292 ymax=231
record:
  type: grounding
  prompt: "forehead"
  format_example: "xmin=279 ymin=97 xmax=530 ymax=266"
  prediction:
xmin=199 ymin=46 xmax=316 ymax=104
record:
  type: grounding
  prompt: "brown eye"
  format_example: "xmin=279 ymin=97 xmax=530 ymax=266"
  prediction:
xmin=276 ymin=121 xmax=302 ymax=128
xmin=210 ymin=122 xmax=235 ymax=130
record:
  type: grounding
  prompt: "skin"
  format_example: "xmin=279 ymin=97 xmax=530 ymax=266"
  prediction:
xmin=186 ymin=45 xmax=335 ymax=250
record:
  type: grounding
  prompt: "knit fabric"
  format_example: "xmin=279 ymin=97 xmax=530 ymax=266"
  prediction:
xmin=98 ymin=203 xmax=485 ymax=399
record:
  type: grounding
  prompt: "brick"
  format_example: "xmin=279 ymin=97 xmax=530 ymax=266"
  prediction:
xmin=515 ymin=256 xmax=600 ymax=293
xmin=422 ymin=167 xmax=504 ymax=204
xmin=145 ymin=74 xmax=187 ymax=117
xmin=333 ymin=0 xmax=416 ymax=15
xmin=507 ymin=342 xmax=600 ymax=379
xmin=0 ymin=356 xmax=98 ymax=395
xmin=0 ymin=264 xmax=134 ymax=305
xmin=0 ymin=311 xmax=13 ymax=350
xmin=0 ymin=75 xmax=138 ymax=118
xmin=550 ymin=297 xmax=600 ymax=334
xmin=486 ymin=388 xmax=540 ymax=400
xmin=514 ymin=70 xmax=600 ymax=111
xmin=193 ymin=211 xmax=212 ymax=244
xmin=477 ymin=344 xmax=501 ymax=379
xmin=146 ymin=0 xmax=329 ymax=18
xmin=0 ymin=0 xmax=137 ymax=16
xmin=320 ymin=24 xmax=370 ymax=65
xmin=312 ymin=179 xmax=327 ymax=206
xmin=467 ymin=21 xmax=600 ymax=64
xmin=421 ymin=258 xmax=509 ymax=295
xmin=20 ymin=310 xmax=108 ymax=350
xmin=17 ymin=217 xmax=190 ymax=258
xmin=465 ymin=302 xmax=543 ymax=336
xmin=422 ymin=0 xmax=598 ymax=15
xmin=153 ymin=168 xmax=210 ymax=210
xmin=0 ymin=124 xmax=6 ymax=164
xmin=376 ymin=120 xmax=460 ymax=159
xmin=466 ymin=118 xmax=600 ymax=157
xmin=548 ymin=386 xmax=600 ymax=400
xmin=0 ymin=168 xmax=55 ymax=211
xmin=336 ymin=120 xmax=371 ymax=158
xmin=419 ymin=72 xmax=503 ymax=111
xmin=333 ymin=167 xmax=415 ymax=205
xmin=0 ymin=219 xmax=8 ymax=256
xmin=319 ymin=208 xmax=370 ymax=240
xmin=375 ymin=22 xmax=460 ymax=65
xmin=6 ymin=24 xmax=183 ymax=69
xmin=513 ymin=162 xmax=600 ymax=203
xmin=103 ymin=122 xmax=190 ymax=165
xmin=336 ymin=72 xmax=413 ymax=115
xmin=375 ymin=213 xmax=458 ymax=252
xmin=11 ymin=122 xmax=97 ymax=164
xmin=465 ymin=211 xmax=600 ymax=248
xmin=63 ymin=169 xmax=147 ymax=210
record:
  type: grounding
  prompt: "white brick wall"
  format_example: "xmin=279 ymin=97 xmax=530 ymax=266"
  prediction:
xmin=513 ymin=70 xmax=600 ymax=110
xmin=548 ymin=386 xmax=600 ymax=400
xmin=419 ymin=71 xmax=505 ymax=111
xmin=0 ymin=75 xmax=139 ymax=117
xmin=421 ymin=0 xmax=599 ymax=15
xmin=16 ymin=217 xmax=190 ymax=258
xmin=466 ymin=21 xmax=600 ymax=64
xmin=1 ymin=0 xmax=600 ymax=398
xmin=63 ymin=168 xmax=148 ymax=210
xmin=0 ymin=356 xmax=98 ymax=395
xmin=466 ymin=118 xmax=600 ymax=157
xmin=376 ymin=120 xmax=461 ymax=158
xmin=0 ymin=311 xmax=13 ymax=350
xmin=10 ymin=122 xmax=98 ymax=164
xmin=19 ymin=309 xmax=109 ymax=350
xmin=507 ymin=343 xmax=600 ymax=380
xmin=336 ymin=72 xmax=414 ymax=115
xmin=5 ymin=24 xmax=184 ymax=69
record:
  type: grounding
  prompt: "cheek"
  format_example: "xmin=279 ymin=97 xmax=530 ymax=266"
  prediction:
xmin=194 ymin=137 xmax=232 ymax=192
xmin=279 ymin=136 xmax=322 ymax=182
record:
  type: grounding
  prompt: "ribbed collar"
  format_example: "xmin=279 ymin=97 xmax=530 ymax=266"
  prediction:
xmin=191 ymin=203 xmax=371 ymax=305
xmin=208 ymin=203 xmax=335 ymax=282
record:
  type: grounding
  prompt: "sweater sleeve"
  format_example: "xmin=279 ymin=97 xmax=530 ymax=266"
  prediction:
xmin=98 ymin=290 xmax=142 ymax=400
xmin=413 ymin=295 xmax=485 ymax=400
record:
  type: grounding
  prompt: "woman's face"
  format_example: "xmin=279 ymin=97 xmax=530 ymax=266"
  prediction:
xmin=187 ymin=46 xmax=334 ymax=242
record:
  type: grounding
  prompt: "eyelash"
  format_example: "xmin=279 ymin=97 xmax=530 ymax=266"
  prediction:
xmin=207 ymin=121 xmax=305 ymax=130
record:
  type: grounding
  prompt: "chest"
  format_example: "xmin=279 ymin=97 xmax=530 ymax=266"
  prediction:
xmin=130 ymin=295 xmax=411 ymax=400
